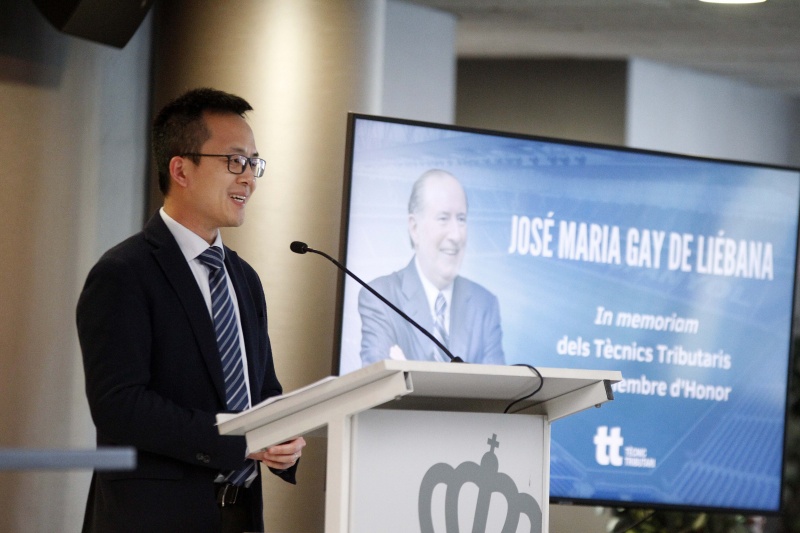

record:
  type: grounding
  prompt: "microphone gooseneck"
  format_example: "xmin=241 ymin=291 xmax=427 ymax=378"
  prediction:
xmin=290 ymin=241 xmax=464 ymax=363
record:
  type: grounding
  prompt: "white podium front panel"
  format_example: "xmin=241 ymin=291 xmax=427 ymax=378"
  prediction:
xmin=350 ymin=409 xmax=546 ymax=533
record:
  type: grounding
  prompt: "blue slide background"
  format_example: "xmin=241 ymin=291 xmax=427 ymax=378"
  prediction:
xmin=337 ymin=116 xmax=800 ymax=512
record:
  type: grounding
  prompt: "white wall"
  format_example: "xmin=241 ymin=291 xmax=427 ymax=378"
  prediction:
xmin=383 ymin=1 xmax=456 ymax=123
xmin=627 ymin=58 xmax=800 ymax=167
xmin=0 ymin=1 xmax=152 ymax=531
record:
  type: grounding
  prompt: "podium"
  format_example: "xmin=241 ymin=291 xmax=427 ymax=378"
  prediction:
xmin=218 ymin=360 xmax=621 ymax=532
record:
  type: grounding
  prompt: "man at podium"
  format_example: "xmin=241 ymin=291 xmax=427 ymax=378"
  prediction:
xmin=76 ymin=88 xmax=305 ymax=533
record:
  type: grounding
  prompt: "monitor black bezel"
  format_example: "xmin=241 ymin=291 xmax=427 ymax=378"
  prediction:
xmin=332 ymin=111 xmax=800 ymax=516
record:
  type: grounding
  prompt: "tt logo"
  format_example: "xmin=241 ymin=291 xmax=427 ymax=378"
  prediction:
xmin=418 ymin=434 xmax=542 ymax=532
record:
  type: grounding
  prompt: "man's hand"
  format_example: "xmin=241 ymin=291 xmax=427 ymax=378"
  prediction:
xmin=248 ymin=436 xmax=306 ymax=470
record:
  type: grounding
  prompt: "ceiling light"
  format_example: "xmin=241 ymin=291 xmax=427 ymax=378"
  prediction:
xmin=699 ymin=0 xmax=766 ymax=4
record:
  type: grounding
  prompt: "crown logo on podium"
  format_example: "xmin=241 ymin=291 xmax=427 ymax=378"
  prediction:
xmin=418 ymin=433 xmax=542 ymax=533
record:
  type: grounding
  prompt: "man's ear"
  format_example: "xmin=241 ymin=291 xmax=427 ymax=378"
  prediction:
xmin=408 ymin=214 xmax=418 ymax=249
xmin=169 ymin=155 xmax=190 ymax=189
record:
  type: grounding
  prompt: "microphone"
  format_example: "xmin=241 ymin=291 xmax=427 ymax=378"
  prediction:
xmin=290 ymin=241 xmax=464 ymax=363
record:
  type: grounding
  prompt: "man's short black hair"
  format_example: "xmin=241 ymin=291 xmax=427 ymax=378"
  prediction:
xmin=152 ymin=88 xmax=253 ymax=195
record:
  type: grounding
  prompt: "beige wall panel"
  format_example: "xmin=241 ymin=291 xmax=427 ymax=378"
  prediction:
xmin=0 ymin=1 xmax=151 ymax=531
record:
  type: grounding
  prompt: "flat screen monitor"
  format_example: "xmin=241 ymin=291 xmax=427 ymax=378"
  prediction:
xmin=334 ymin=113 xmax=799 ymax=514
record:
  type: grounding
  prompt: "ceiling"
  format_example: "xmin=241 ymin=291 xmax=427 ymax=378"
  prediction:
xmin=410 ymin=0 xmax=800 ymax=97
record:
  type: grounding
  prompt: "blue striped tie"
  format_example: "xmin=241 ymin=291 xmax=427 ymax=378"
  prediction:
xmin=433 ymin=292 xmax=449 ymax=362
xmin=197 ymin=246 xmax=257 ymax=486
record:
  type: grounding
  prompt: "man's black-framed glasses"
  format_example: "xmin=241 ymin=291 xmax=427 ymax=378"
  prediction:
xmin=182 ymin=153 xmax=266 ymax=178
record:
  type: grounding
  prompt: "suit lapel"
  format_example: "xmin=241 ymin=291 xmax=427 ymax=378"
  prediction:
xmin=144 ymin=214 xmax=228 ymax=407
xmin=399 ymin=260 xmax=438 ymax=359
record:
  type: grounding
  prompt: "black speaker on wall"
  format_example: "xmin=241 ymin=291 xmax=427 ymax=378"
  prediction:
xmin=32 ymin=0 xmax=155 ymax=48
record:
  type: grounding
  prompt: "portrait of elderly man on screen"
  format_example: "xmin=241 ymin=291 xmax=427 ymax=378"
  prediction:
xmin=358 ymin=169 xmax=505 ymax=366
